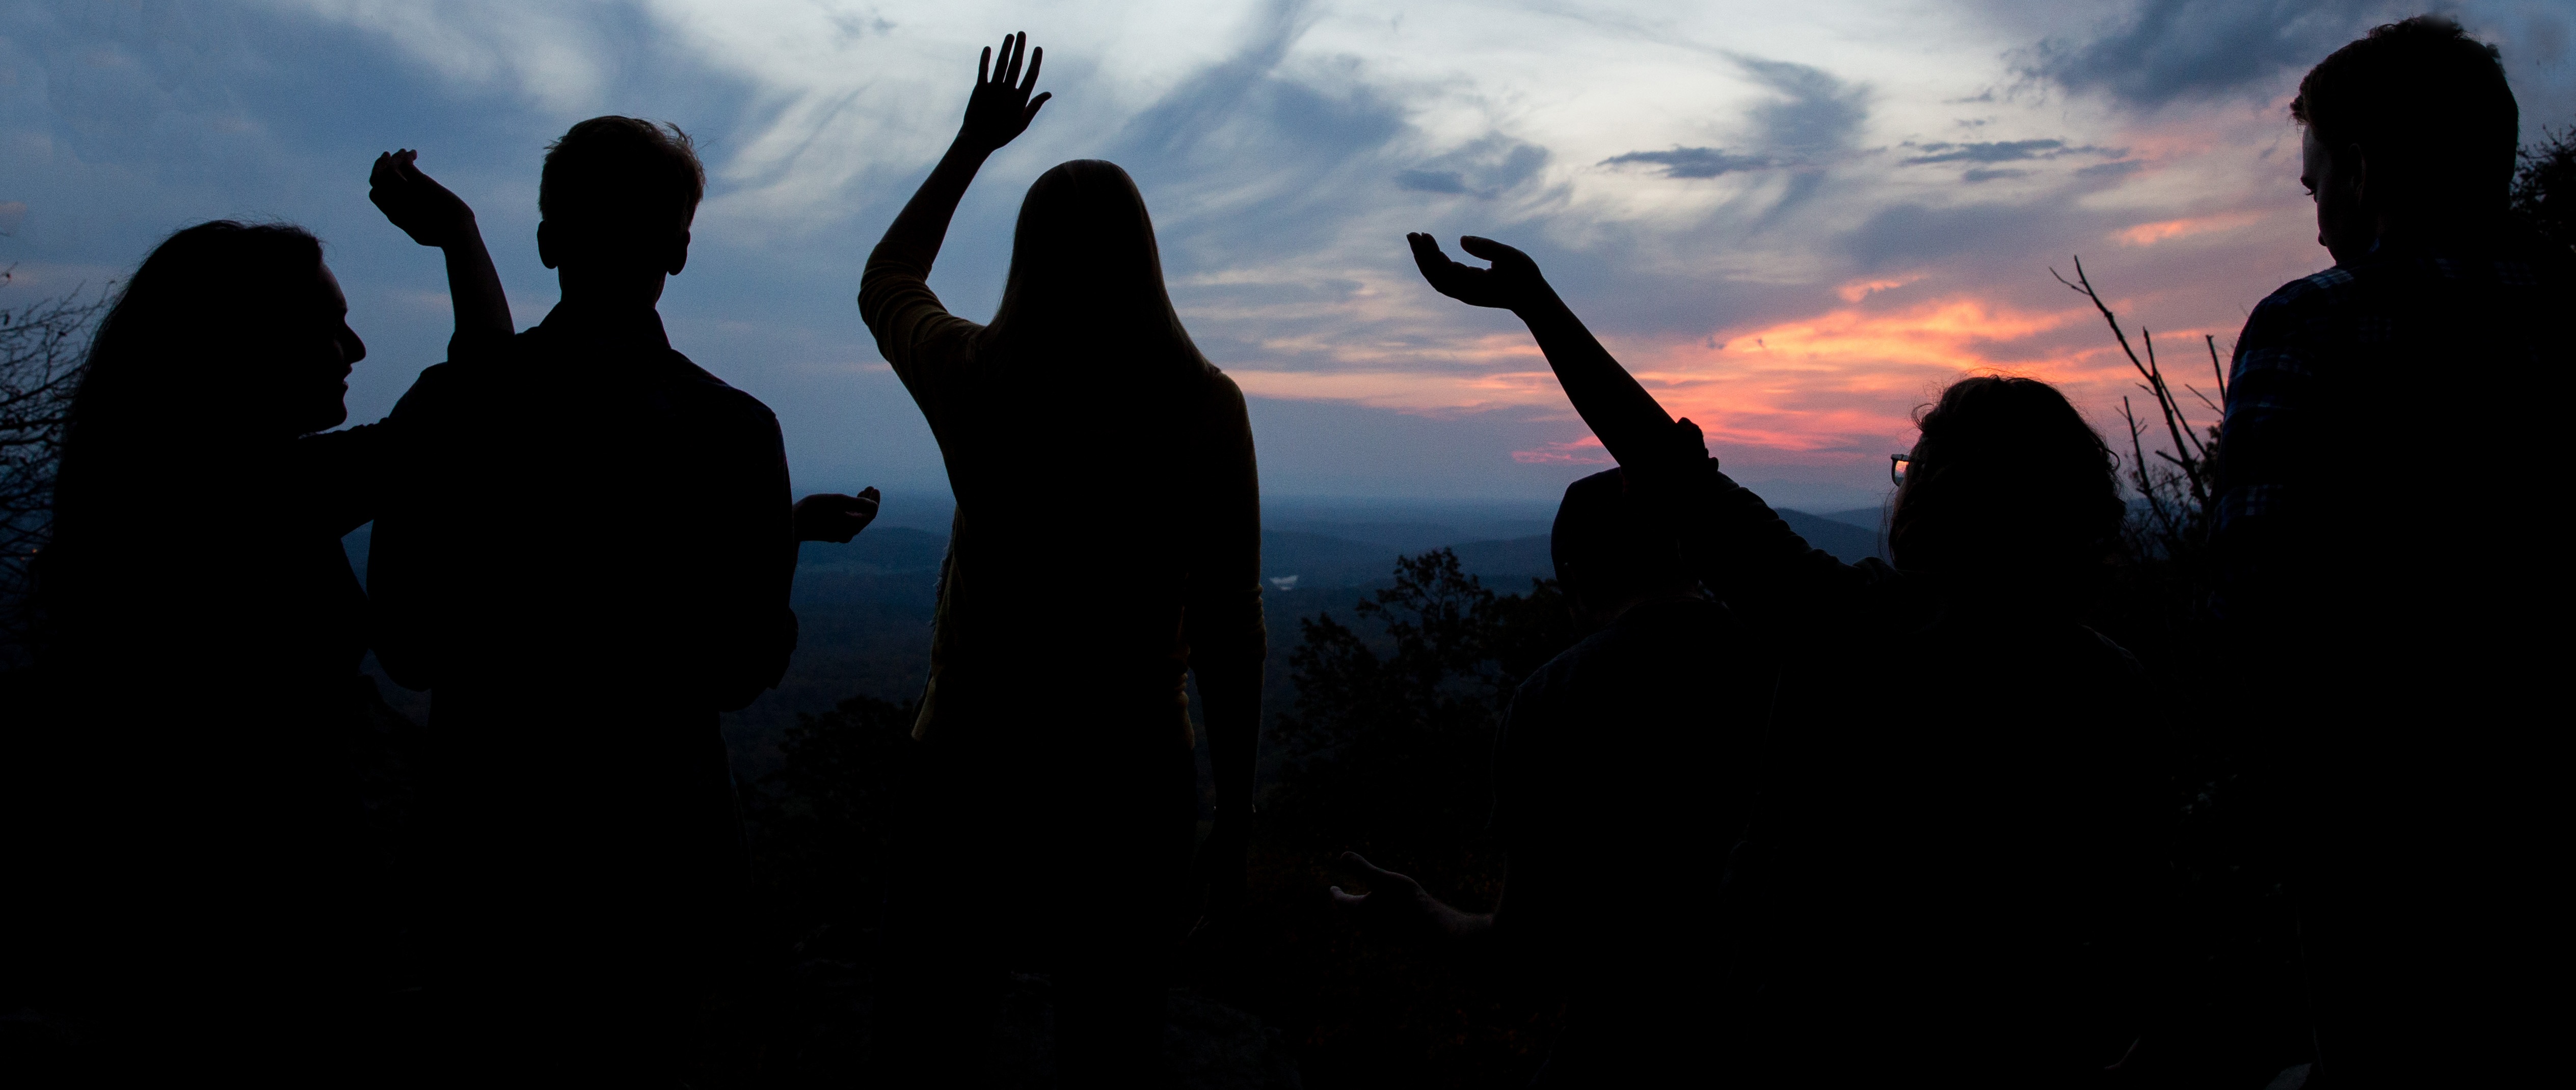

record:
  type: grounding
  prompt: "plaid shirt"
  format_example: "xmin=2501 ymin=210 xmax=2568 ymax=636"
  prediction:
xmin=2215 ymin=239 xmax=2568 ymax=625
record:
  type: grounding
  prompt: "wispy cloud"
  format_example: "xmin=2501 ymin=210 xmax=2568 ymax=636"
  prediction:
xmin=12 ymin=0 xmax=2564 ymax=500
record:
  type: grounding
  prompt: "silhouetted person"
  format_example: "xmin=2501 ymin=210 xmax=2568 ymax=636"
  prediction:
xmin=857 ymin=34 xmax=1264 ymax=1087
xmin=1409 ymin=235 xmax=2170 ymax=1085
xmin=7 ymin=152 xmax=510 ymax=1083
xmin=1330 ymin=468 xmax=1756 ymax=1087
xmin=366 ymin=118 xmax=822 ymax=1081
xmin=2218 ymin=17 xmax=2569 ymax=1085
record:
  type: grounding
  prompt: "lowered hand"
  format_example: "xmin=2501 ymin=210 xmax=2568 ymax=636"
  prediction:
xmin=794 ymin=487 xmax=881 ymax=543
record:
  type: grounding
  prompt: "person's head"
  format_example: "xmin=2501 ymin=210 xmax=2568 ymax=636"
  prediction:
xmin=1552 ymin=469 xmax=1696 ymax=630
xmin=69 ymin=221 xmax=359 ymax=454
xmin=984 ymin=159 xmax=1205 ymax=392
xmin=1887 ymin=376 xmax=2122 ymax=604
xmin=2293 ymin=15 xmax=2518 ymax=264
xmin=536 ymin=117 xmax=705 ymax=305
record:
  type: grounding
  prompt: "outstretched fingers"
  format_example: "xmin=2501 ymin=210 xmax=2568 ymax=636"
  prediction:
xmin=1458 ymin=234 xmax=1524 ymax=266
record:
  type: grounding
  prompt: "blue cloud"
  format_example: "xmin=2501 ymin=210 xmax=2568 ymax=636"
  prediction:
xmin=1601 ymin=54 xmax=1864 ymax=183
xmin=1396 ymin=169 xmax=1469 ymax=194
xmin=2020 ymin=0 xmax=2406 ymax=110
xmin=1903 ymin=139 xmax=2071 ymax=164
xmin=1600 ymin=147 xmax=1775 ymax=178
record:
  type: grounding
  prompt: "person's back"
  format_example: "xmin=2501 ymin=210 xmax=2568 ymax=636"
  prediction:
xmin=1330 ymin=469 xmax=1759 ymax=1088
xmin=2216 ymin=18 xmax=2569 ymax=1083
xmin=1695 ymin=382 xmax=2165 ymax=1085
xmin=855 ymin=40 xmax=1265 ymax=1085
xmin=1487 ymin=471 xmax=1757 ymax=1084
xmin=368 ymin=117 xmax=794 ymax=1078
xmin=1726 ymin=608 xmax=2162 ymax=1084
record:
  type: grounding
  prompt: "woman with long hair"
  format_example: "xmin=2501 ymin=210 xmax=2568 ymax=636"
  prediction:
xmin=11 ymin=153 xmax=509 ymax=1080
xmin=856 ymin=34 xmax=1264 ymax=1086
xmin=1407 ymin=234 xmax=2169 ymax=1086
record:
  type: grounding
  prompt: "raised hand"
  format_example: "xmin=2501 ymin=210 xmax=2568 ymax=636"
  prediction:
xmin=1406 ymin=233 xmax=1555 ymax=311
xmin=370 ymin=150 xmax=478 ymax=249
xmin=959 ymin=32 xmax=1050 ymax=155
xmin=793 ymin=486 xmax=881 ymax=543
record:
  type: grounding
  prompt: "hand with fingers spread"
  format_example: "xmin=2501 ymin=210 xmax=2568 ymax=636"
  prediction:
xmin=794 ymin=486 xmax=881 ymax=544
xmin=959 ymin=32 xmax=1051 ymax=155
xmin=370 ymin=150 xmax=479 ymax=250
xmin=1406 ymin=233 xmax=1556 ymax=312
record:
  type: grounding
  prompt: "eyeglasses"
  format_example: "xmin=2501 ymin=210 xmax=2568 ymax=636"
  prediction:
xmin=1890 ymin=453 xmax=1917 ymax=486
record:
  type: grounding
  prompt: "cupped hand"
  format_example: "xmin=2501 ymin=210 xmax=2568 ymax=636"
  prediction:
xmin=1328 ymin=851 xmax=1435 ymax=934
xmin=1406 ymin=233 xmax=1553 ymax=311
xmin=794 ymin=486 xmax=881 ymax=543
xmin=369 ymin=150 xmax=477 ymax=249
xmin=959 ymin=32 xmax=1050 ymax=154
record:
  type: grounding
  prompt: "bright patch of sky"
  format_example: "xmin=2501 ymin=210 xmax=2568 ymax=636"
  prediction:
xmin=3 ymin=0 xmax=2569 ymax=510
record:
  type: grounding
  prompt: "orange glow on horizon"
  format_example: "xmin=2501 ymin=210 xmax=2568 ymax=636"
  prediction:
xmin=2115 ymin=211 xmax=2265 ymax=247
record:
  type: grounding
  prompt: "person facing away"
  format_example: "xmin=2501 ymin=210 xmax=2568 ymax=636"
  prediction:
xmin=1329 ymin=468 xmax=1759 ymax=1088
xmin=856 ymin=33 xmax=1264 ymax=1087
xmin=1407 ymin=234 xmax=2171 ymax=1086
xmin=2216 ymin=16 xmax=2570 ymax=1086
xmin=5 ymin=154 xmax=510 ymax=1082
xmin=365 ymin=117 xmax=871 ymax=1079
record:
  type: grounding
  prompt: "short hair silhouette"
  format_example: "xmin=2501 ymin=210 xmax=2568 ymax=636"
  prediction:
xmin=539 ymin=117 xmax=706 ymax=237
xmin=2292 ymin=15 xmax=2518 ymax=209
xmin=985 ymin=159 xmax=1205 ymax=390
xmin=1552 ymin=468 xmax=1689 ymax=604
xmin=1886 ymin=375 xmax=2120 ymax=586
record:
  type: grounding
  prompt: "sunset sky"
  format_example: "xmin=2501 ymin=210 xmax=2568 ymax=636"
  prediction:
xmin=5 ymin=1 xmax=2570 ymax=511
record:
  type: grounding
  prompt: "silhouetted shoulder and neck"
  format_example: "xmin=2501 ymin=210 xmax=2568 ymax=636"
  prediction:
xmin=2215 ymin=16 xmax=2568 ymax=1087
xmin=10 ymin=150 xmax=511 ymax=1082
xmin=366 ymin=116 xmax=794 ymax=1083
xmin=1406 ymin=233 xmax=2169 ymax=1084
xmin=1331 ymin=469 xmax=1763 ymax=1085
xmin=855 ymin=33 xmax=1264 ymax=1087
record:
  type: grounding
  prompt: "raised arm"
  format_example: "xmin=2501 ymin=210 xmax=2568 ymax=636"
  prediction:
xmin=1405 ymin=234 xmax=1680 ymax=467
xmin=1406 ymin=233 xmax=1881 ymax=618
xmin=869 ymin=32 xmax=1050 ymax=277
xmin=370 ymin=150 xmax=512 ymax=351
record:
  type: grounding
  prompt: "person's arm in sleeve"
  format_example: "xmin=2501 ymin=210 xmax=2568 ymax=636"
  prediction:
xmin=2212 ymin=284 xmax=2323 ymax=628
xmin=362 ymin=367 xmax=458 ymax=692
xmin=283 ymin=150 xmax=517 ymax=547
xmin=1186 ymin=373 xmax=1266 ymax=911
xmin=858 ymin=33 xmax=1049 ymax=422
xmin=703 ymin=406 xmax=799 ymax=712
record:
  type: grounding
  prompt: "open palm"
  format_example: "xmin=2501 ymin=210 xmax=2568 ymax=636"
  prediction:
xmin=960 ymin=32 xmax=1050 ymax=154
xmin=1406 ymin=233 xmax=1552 ymax=311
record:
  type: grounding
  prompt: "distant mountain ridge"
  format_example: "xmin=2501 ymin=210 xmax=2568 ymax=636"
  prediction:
xmin=339 ymin=501 xmax=1887 ymax=775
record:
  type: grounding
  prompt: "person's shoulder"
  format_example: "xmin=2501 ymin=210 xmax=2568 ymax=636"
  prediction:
xmin=662 ymin=350 xmax=781 ymax=425
xmin=2249 ymin=266 xmax=2353 ymax=319
xmin=391 ymin=328 xmax=534 ymax=417
xmin=1199 ymin=363 xmax=1249 ymax=413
